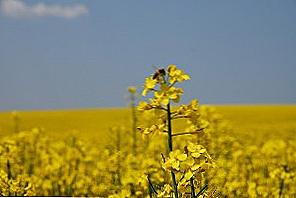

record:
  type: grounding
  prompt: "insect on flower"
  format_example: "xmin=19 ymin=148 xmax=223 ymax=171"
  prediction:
xmin=152 ymin=68 xmax=166 ymax=80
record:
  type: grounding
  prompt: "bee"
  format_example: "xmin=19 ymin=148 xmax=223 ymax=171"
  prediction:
xmin=152 ymin=68 xmax=166 ymax=80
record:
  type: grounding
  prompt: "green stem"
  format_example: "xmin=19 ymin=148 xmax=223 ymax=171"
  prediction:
xmin=196 ymin=183 xmax=208 ymax=197
xmin=167 ymin=103 xmax=173 ymax=152
xmin=131 ymin=94 xmax=137 ymax=155
xmin=172 ymin=128 xmax=205 ymax=137
xmin=7 ymin=159 xmax=12 ymax=196
xmin=279 ymin=166 xmax=288 ymax=198
xmin=7 ymin=159 xmax=12 ymax=180
xmin=190 ymin=178 xmax=196 ymax=198
xmin=147 ymin=175 xmax=158 ymax=195
xmin=167 ymin=102 xmax=178 ymax=198
xmin=14 ymin=117 xmax=19 ymax=133
xmin=116 ymin=129 xmax=121 ymax=186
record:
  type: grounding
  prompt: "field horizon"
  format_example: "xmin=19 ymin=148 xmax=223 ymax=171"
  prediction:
xmin=0 ymin=103 xmax=295 ymax=113
xmin=1 ymin=105 xmax=295 ymax=142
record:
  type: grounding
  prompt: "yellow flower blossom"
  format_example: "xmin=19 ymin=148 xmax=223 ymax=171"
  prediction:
xmin=154 ymin=85 xmax=184 ymax=106
xmin=127 ymin=86 xmax=136 ymax=94
xmin=142 ymin=77 xmax=157 ymax=96
xmin=137 ymin=101 xmax=153 ymax=111
xmin=167 ymin=64 xmax=190 ymax=84
xmin=158 ymin=184 xmax=173 ymax=197
xmin=184 ymin=170 xmax=194 ymax=180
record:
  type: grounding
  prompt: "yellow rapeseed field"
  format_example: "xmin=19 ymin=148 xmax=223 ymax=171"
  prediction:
xmin=0 ymin=65 xmax=295 ymax=197
xmin=0 ymin=108 xmax=131 ymax=145
xmin=1 ymin=105 xmax=295 ymax=145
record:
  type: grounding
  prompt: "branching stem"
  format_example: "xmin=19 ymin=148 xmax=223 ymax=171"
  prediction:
xmin=172 ymin=128 xmax=205 ymax=137
xmin=147 ymin=175 xmax=158 ymax=195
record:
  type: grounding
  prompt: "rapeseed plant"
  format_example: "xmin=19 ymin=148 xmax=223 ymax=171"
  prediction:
xmin=137 ymin=65 xmax=214 ymax=197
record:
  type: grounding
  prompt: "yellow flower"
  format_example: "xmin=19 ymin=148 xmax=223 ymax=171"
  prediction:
xmin=154 ymin=85 xmax=184 ymax=106
xmin=167 ymin=64 xmax=190 ymax=84
xmin=199 ymin=163 xmax=211 ymax=172
xmin=140 ymin=123 xmax=165 ymax=135
xmin=184 ymin=170 xmax=193 ymax=181
xmin=154 ymin=91 xmax=170 ymax=106
xmin=189 ymin=99 xmax=199 ymax=111
xmin=177 ymin=153 xmax=187 ymax=161
xmin=142 ymin=77 xmax=157 ymax=96
xmin=171 ymin=159 xmax=180 ymax=170
xmin=158 ymin=184 xmax=173 ymax=197
xmin=184 ymin=157 xmax=195 ymax=167
xmin=137 ymin=101 xmax=153 ymax=111
xmin=127 ymin=86 xmax=136 ymax=94
xmin=191 ymin=152 xmax=201 ymax=158
xmin=191 ymin=164 xmax=200 ymax=171
xmin=187 ymin=143 xmax=203 ymax=153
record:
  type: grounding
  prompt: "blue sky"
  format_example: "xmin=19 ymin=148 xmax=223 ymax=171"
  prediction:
xmin=0 ymin=0 xmax=295 ymax=110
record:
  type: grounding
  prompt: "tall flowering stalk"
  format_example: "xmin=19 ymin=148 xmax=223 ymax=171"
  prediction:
xmin=11 ymin=111 xmax=20 ymax=133
xmin=137 ymin=65 xmax=213 ymax=197
xmin=128 ymin=87 xmax=138 ymax=155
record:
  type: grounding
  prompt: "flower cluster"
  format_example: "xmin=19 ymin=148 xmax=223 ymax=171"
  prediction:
xmin=161 ymin=143 xmax=214 ymax=195
xmin=140 ymin=65 xmax=190 ymax=108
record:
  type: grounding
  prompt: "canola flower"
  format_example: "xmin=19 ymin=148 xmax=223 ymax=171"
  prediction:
xmin=137 ymin=65 xmax=215 ymax=197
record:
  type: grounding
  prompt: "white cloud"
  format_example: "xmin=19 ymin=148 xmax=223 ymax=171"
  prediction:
xmin=0 ymin=0 xmax=89 ymax=19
